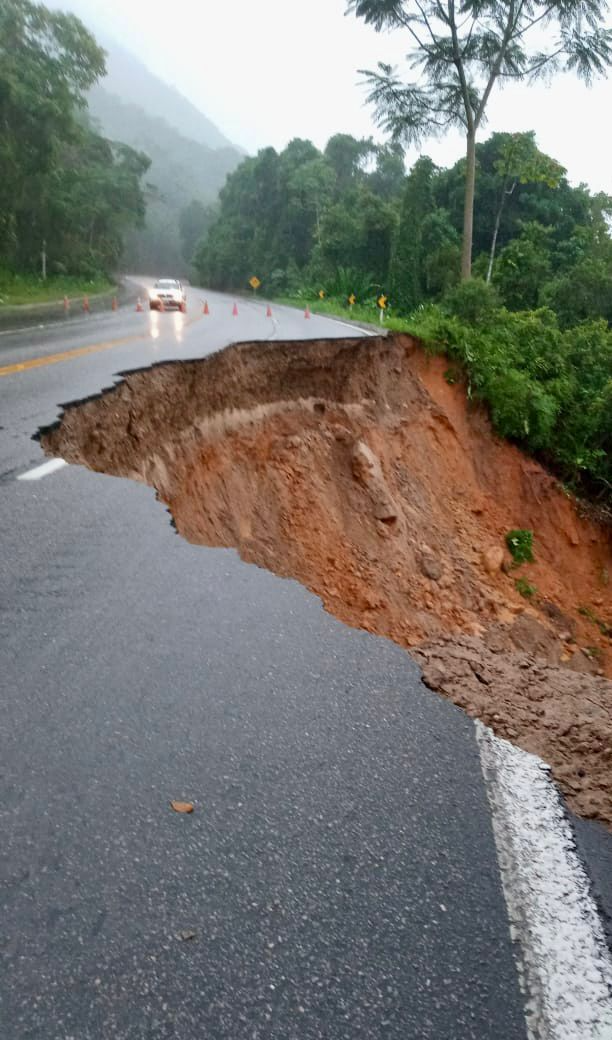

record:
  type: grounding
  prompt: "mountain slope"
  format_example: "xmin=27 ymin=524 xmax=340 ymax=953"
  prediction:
xmin=81 ymin=36 xmax=244 ymax=273
xmin=88 ymin=88 xmax=240 ymax=207
xmin=91 ymin=39 xmax=238 ymax=153
xmin=88 ymin=87 xmax=242 ymax=272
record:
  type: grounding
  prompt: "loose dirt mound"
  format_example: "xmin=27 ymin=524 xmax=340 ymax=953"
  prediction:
xmin=42 ymin=334 xmax=612 ymax=825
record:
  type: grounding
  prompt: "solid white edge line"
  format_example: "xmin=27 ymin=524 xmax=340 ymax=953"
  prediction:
xmin=0 ymin=323 xmax=47 ymax=338
xmin=268 ymin=300 xmax=379 ymax=338
xmin=305 ymin=312 xmax=379 ymax=337
xmin=324 ymin=317 xmax=379 ymax=337
xmin=475 ymin=720 xmax=612 ymax=1039
xmin=18 ymin=458 xmax=67 ymax=481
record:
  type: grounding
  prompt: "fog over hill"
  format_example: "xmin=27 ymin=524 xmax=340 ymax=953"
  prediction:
xmin=90 ymin=40 xmax=238 ymax=153
xmin=85 ymin=35 xmax=244 ymax=273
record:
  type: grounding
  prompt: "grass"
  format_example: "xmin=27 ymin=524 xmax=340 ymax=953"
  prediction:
xmin=274 ymin=294 xmax=413 ymax=333
xmin=515 ymin=577 xmax=537 ymax=599
xmin=0 ymin=272 xmax=114 ymax=308
xmin=505 ymin=529 xmax=535 ymax=565
xmin=578 ymin=605 xmax=612 ymax=637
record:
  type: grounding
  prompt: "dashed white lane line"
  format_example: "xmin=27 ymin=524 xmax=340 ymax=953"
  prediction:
xmin=17 ymin=459 xmax=67 ymax=481
xmin=476 ymin=721 xmax=612 ymax=1039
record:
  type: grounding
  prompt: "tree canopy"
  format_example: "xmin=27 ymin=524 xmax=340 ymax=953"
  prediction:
xmin=195 ymin=129 xmax=612 ymax=504
xmin=346 ymin=0 xmax=612 ymax=277
xmin=0 ymin=0 xmax=150 ymax=277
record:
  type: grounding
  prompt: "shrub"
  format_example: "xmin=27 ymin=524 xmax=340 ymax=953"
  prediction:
xmin=506 ymin=529 xmax=534 ymax=564
xmin=515 ymin=577 xmax=537 ymax=599
xmin=442 ymin=278 xmax=501 ymax=325
xmin=325 ymin=266 xmax=376 ymax=303
xmin=407 ymin=301 xmax=612 ymax=505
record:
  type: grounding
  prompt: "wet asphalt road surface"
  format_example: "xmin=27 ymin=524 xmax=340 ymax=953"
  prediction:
xmin=0 ymin=282 xmax=599 ymax=1037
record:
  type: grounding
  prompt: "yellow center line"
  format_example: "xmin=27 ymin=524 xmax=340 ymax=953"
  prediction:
xmin=0 ymin=335 xmax=142 ymax=378
xmin=0 ymin=310 xmax=204 ymax=379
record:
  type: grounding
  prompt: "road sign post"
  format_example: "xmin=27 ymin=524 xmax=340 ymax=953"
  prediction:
xmin=348 ymin=293 xmax=356 ymax=313
xmin=377 ymin=294 xmax=388 ymax=324
xmin=249 ymin=276 xmax=261 ymax=297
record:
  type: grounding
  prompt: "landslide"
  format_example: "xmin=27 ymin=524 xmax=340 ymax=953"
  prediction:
xmin=41 ymin=334 xmax=612 ymax=826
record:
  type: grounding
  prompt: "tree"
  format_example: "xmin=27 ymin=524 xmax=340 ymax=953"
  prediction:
xmin=179 ymin=199 xmax=216 ymax=264
xmin=421 ymin=209 xmax=461 ymax=296
xmin=542 ymin=257 xmax=612 ymax=327
xmin=485 ymin=132 xmax=564 ymax=281
xmin=494 ymin=221 xmax=553 ymax=309
xmin=28 ymin=126 xmax=150 ymax=276
xmin=369 ymin=142 xmax=406 ymax=199
xmin=324 ymin=133 xmax=374 ymax=191
xmin=391 ymin=156 xmax=437 ymax=311
xmin=0 ymin=0 xmax=106 ymax=264
xmin=346 ymin=0 xmax=612 ymax=279
xmin=282 ymin=153 xmax=335 ymax=264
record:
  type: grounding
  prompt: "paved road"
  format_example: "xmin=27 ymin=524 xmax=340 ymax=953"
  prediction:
xmin=0 ymin=283 xmax=608 ymax=1038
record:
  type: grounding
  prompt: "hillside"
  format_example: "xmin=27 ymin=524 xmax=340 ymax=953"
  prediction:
xmin=86 ymin=40 xmax=243 ymax=273
xmin=92 ymin=40 xmax=236 ymax=152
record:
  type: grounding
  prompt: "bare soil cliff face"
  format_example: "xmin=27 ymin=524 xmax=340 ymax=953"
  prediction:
xmin=42 ymin=334 xmax=612 ymax=825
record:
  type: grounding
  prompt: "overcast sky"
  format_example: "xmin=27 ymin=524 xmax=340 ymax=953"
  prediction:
xmin=64 ymin=0 xmax=612 ymax=193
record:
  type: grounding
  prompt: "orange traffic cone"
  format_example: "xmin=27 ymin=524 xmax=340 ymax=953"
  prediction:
xmin=112 ymin=297 xmax=118 ymax=311
xmin=266 ymin=304 xmax=272 ymax=317
xmin=203 ymin=300 xmax=210 ymax=315
xmin=304 ymin=306 xmax=311 ymax=319
xmin=136 ymin=297 xmax=144 ymax=312
xmin=83 ymin=296 xmax=90 ymax=313
xmin=63 ymin=296 xmax=70 ymax=314
xmin=232 ymin=302 xmax=238 ymax=316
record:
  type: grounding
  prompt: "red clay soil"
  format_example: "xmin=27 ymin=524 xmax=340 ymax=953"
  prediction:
xmin=42 ymin=334 xmax=612 ymax=826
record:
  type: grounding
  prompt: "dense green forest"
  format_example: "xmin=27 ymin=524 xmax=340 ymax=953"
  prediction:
xmin=195 ymin=131 xmax=612 ymax=506
xmin=195 ymin=129 xmax=612 ymax=324
xmin=0 ymin=0 xmax=150 ymax=283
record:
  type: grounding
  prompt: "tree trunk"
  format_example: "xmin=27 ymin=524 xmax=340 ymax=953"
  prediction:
xmin=486 ymin=204 xmax=503 ymax=283
xmin=461 ymin=129 xmax=477 ymax=280
xmin=486 ymin=179 xmax=516 ymax=283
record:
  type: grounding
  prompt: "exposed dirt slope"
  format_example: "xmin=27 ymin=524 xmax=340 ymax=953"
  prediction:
xmin=42 ymin=334 xmax=612 ymax=825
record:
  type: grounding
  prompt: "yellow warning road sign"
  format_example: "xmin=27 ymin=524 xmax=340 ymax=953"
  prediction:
xmin=377 ymin=294 xmax=388 ymax=309
xmin=249 ymin=276 xmax=261 ymax=290
xmin=318 ymin=290 xmax=326 ymax=299
xmin=348 ymin=294 xmax=356 ymax=306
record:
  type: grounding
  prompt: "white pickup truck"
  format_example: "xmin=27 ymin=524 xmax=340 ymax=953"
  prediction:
xmin=148 ymin=279 xmax=187 ymax=311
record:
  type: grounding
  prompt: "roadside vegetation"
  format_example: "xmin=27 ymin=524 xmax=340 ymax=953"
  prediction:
xmin=193 ymin=130 xmax=612 ymax=507
xmin=194 ymin=2 xmax=612 ymax=509
xmin=0 ymin=271 xmax=113 ymax=308
xmin=274 ymin=283 xmax=612 ymax=509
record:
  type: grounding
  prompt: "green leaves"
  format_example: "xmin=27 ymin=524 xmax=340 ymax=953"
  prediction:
xmin=345 ymin=0 xmax=408 ymax=30
xmin=408 ymin=297 xmax=612 ymax=503
xmin=506 ymin=531 xmax=535 ymax=566
xmin=348 ymin=1 xmax=612 ymax=276
xmin=0 ymin=0 xmax=148 ymax=275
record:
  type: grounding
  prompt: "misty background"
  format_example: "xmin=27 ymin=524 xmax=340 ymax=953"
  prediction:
xmin=43 ymin=0 xmax=612 ymax=273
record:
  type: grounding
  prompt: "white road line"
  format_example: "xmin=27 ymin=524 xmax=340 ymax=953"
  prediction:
xmin=18 ymin=458 xmax=67 ymax=481
xmin=0 ymin=323 xmax=46 ymax=337
xmin=475 ymin=721 xmax=612 ymax=1039
xmin=325 ymin=317 xmax=379 ymax=337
